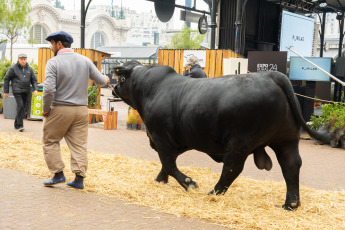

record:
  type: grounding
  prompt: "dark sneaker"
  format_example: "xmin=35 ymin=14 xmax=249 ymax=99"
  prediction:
xmin=67 ymin=175 xmax=84 ymax=189
xmin=44 ymin=172 xmax=66 ymax=186
xmin=19 ymin=127 xmax=24 ymax=132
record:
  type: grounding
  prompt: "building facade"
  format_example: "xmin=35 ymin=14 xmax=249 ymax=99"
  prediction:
xmin=29 ymin=0 xmax=130 ymax=48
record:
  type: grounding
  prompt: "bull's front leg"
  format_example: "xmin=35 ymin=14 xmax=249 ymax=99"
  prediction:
xmin=209 ymin=151 xmax=248 ymax=195
xmin=156 ymin=149 xmax=198 ymax=191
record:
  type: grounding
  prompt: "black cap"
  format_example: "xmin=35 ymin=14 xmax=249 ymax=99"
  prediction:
xmin=45 ymin=31 xmax=73 ymax=44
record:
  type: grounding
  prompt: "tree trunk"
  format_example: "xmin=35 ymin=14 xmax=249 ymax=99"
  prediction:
xmin=10 ymin=37 xmax=13 ymax=63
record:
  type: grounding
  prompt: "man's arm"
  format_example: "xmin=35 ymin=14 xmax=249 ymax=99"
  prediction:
xmin=3 ymin=66 xmax=14 ymax=98
xmin=88 ymin=60 xmax=109 ymax=86
xmin=42 ymin=61 xmax=57 ymax=114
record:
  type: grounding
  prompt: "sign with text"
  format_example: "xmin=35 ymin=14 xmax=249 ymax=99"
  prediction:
xmin=280 ymin=11 xmax=314 ymax=59
xmin=223 ymin=58 xmax=248 ymax=75
xmin=248 ymin=51 xmax=287 ymax=74
xmin=30 ymin=91 xmax=43 ymax=119
xmin=289 ymin=57 xmax=331 ymax=82
xmin=183 ymin=50 xmax=206 ymax=67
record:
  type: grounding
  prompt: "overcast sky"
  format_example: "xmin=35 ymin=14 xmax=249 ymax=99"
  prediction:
xmin=60 ymin=0 xmax=208 ymax=13
xmin=59 ymin=0 xmax=209 ymax=29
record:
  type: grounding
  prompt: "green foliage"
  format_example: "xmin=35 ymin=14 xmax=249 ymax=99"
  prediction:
xmin=88 ymin=86 xmax=99 ymax=108
xmin=30 ymin=60 xmax=38 ymax=76
xmin=0 ymin=0 xmax=32 ymax=62
xmin=309 ymin=103 xmax=345 ymax=132
xmin=0 ymin=58 xmax=13 ymax=96
xmin=167 ymin=25 xmax=206 ymax=49
xmin=127 ymin=112 xmax=138 ymax=124
xmin=0 ymin=57 xmax=13 ymax=82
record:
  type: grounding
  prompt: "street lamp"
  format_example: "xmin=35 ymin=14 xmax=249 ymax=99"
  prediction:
xmin=81 ymin=0 xmax=93 ymax=48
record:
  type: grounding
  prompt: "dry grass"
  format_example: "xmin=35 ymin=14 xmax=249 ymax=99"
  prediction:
xmin=0 ymin=131 xmax=344 ymax=229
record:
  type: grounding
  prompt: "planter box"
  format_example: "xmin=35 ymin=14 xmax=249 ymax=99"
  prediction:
xmin=127 ymin=123 xmax=138 ymax=130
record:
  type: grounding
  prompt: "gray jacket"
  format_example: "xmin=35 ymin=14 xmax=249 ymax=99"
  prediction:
xmin=4 ymin=62 xmax=38 ymax=94
xmin=43 ymin=52 xmax=107 ymax=112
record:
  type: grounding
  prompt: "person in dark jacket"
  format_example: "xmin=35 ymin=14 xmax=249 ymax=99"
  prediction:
xmin=183 ymin=55 xmax=207 ymax=78
xmin=3 ymin=53 xmax=38 ymax=132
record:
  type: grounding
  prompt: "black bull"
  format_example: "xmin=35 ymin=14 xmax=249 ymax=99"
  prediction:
xmin=113 ymin=60 xmax=337 ymax=210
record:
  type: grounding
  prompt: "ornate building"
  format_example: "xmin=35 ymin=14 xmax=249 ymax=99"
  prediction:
xmin=29 ymin=0 xmax=131 ymax=48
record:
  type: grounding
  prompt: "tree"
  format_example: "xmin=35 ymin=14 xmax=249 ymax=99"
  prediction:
xmin=167 ymin=25 xmax=206 ymax=49
xmin=0 ymin=0 xmax=31 ymax=62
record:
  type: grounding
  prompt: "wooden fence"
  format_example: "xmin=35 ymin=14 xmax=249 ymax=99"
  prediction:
xmin=37 ymin=48 xmax=111 ymax=84
xmin=157 ymin=49 xmax=242 ymax=78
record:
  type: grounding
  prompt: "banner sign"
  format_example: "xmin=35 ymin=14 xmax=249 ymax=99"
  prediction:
xmin=280 ymin=10 xmax=314 ymax=59
xmin=30 ymin=91 xmax=43 ymax=119
xmin=289 ymin=57 xmax=332 ymax=82
xmin=248 ymin=51 xmax=287 ymax=74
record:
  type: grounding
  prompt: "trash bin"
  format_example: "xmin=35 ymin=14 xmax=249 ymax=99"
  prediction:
xmin=28 ymin=83 xmax=44 ymax=120
xmin=3 ymin=84 xmax=17 ymax=119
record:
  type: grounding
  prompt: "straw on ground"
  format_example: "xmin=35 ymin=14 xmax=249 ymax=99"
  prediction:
xmin=0 ymin=132 xmax=344 ymax=229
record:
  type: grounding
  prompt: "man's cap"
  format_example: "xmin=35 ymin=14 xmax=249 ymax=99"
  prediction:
xmin=18 ymin=53 xmax=27 ymax=58
xmin=45 ymin=31 xmax=73 ymax=44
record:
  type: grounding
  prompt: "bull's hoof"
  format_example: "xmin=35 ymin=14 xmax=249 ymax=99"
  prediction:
xmin=282 ymin=201 xmax=300 ymax=211
xmin=155 ymin=176 xmax=168 ymax=184
xmin=187 ymin=182 xmax=199 ymax=192
xmin=183 ymin=177 xmax=199 ymax=191
xmin=208 ymin=189 xmax=224 ymax=196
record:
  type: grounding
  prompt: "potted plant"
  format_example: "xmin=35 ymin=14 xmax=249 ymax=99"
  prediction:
xmin=127 ymin=110 xmax=138 ymax=130
xmin=88 ymin=86 xmax=99 ymax=124
xmin=309 ymin=103 xmax=345 ymax=148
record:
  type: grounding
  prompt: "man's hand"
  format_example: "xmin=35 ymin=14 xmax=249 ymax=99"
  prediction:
xmin=4 ymin=93 xmax=8 ymax=99
xmin=104 ymin=74 xmax=110 ymax=85
xmin=34 ymin=90 xmax=38 ymax=97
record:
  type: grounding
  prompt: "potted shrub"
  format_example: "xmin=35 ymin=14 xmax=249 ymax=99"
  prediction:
xmin=88 ymin=86 xmax=99 ymax=124
xmin=127 ymin=110 xmax=138 ymax=130
xmin=309 ymin=103 xmax=345 ymax=148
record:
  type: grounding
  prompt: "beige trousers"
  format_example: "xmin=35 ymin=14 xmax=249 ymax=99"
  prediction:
xmin=42 ymin=106 xmax=89 ymax=177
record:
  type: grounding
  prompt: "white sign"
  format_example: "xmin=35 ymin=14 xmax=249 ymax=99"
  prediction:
xmin=280 ymin=11 xmax=315 ymax=59
xmin=223 ymin=58 xmax=248 ymax=75
xmin=183 ymin=50 xmax=206 ymax=67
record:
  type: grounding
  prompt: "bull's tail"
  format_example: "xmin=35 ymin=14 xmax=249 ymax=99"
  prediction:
xmin=271 ymin=72 xmax=339 ymax=144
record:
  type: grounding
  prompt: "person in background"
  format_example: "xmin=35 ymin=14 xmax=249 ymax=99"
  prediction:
xmin=3 ymin=53 xmax=38 ymax=132
xmin=42 ymin=31 xmax=110 ymax=189
xmin=183 ymin=55 xmax=207 ymax=78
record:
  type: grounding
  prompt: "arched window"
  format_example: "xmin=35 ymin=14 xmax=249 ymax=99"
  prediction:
xmin=91 ymin=32 xmax=105 ymax=49
xmin=29 ymin=25 xmax=48 ymax=44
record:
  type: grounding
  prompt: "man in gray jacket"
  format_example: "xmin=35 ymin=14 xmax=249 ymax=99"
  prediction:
xmin=3 ymin=53 xmax=38 ymax=132
xmin=42 ymin=31 xmax=109 ymax=189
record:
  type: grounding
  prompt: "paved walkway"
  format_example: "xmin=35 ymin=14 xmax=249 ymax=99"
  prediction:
xmin=1 ymin=89 xmax=345 ymax=229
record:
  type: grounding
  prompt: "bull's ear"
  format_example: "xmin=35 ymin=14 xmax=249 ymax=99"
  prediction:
xmin=114 ymin=66 xmax=130 ymax=76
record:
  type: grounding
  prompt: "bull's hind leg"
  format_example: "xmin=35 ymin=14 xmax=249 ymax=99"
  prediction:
xmin=271 ymin=141 xmax=302 ymax=210
xmin=210 ymin=150 xmax=248 ymax=195
xmin=157 ymin=150 xmax=198 ymax=191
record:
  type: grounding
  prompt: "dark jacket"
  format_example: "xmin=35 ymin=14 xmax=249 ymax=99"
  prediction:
xmin=4 ymin=62 xmax=38 ymax=94
xmin=183 ymin=64 xmax=207 ymax=78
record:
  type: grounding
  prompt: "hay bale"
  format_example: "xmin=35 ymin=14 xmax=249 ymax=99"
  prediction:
xmin=0 ymin=132 xmax=344 ymax=229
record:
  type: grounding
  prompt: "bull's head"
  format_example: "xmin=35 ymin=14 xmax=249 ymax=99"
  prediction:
xmin=113 ymin=60 xmax=142 ymax=107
